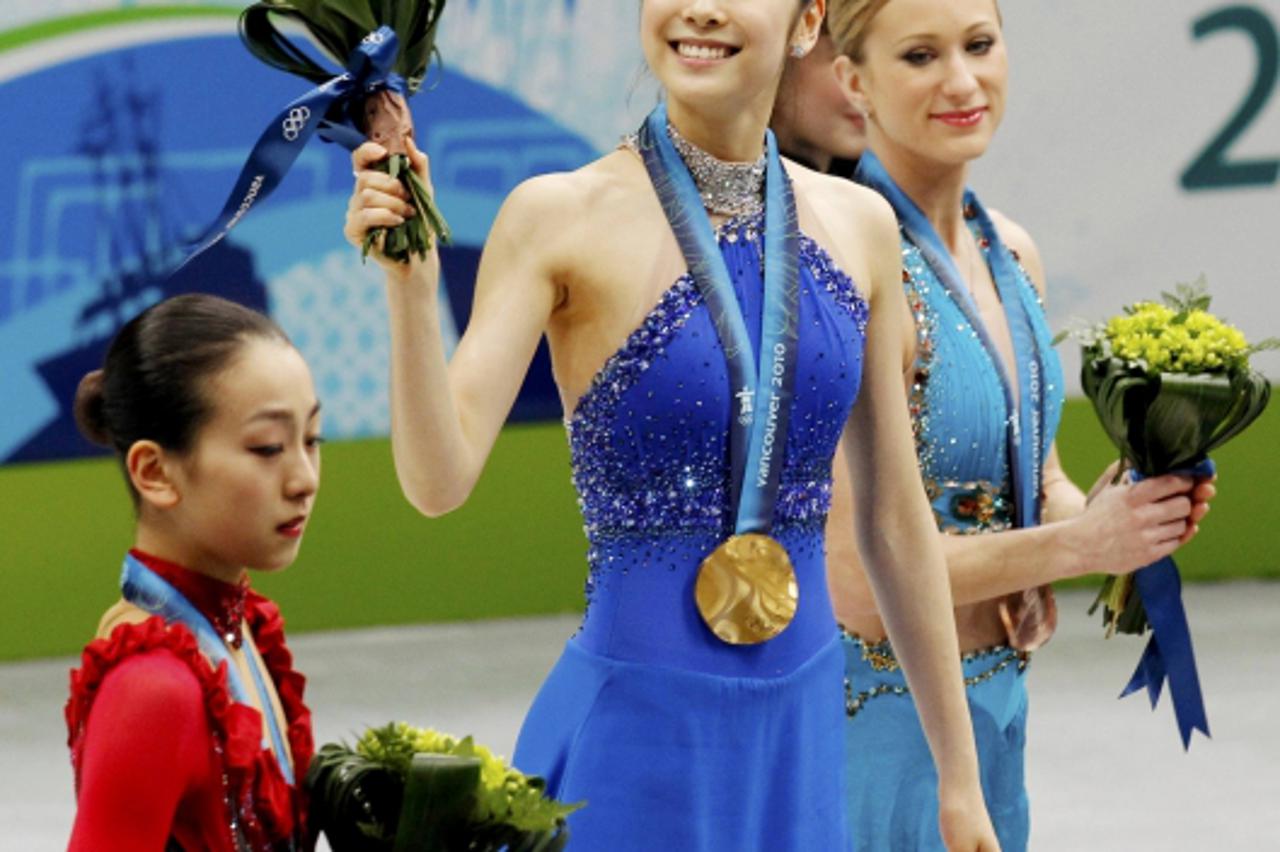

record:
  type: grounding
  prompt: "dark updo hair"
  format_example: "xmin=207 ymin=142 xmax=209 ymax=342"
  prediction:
xmin=74 ymin=294 xmax=290 ymax=469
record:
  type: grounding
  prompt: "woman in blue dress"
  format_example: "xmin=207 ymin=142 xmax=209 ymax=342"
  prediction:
xmin=345 ymin=1 xmax=999 ymax=848
xmin=815 ymin=1 xmax=1216 ymax=849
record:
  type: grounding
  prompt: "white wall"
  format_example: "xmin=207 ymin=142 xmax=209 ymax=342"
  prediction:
xmin=972 ymin=1 xmax=1280 ymax=387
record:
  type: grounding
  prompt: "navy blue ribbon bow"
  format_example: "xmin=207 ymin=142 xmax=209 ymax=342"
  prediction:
xmin=1122 ymin=457 xmax=1215 ymax=749
xmin=178 ymin=26 xmax=404 ymax=269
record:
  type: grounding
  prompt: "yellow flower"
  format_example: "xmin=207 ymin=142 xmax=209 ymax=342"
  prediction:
xmin=1102 ymin=302 xmax=1252 ymax=373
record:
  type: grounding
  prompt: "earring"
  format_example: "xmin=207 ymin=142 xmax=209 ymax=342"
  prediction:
xmin=790 ymin=43 xmax=807 ymax=58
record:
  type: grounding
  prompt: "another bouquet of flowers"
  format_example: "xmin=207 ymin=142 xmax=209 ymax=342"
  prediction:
xmin=1075 ymin=279 xmax=1275 ymax=635
xmin=1071 ymin=279 xmax=1274 ymax=745
xmin=306 ymin=722 xmax=581 ymax=851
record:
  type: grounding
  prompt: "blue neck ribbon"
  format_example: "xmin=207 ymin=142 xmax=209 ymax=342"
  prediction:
xmin=857 ymin=150 xmax=1210 ymax=747
xmin=1123 ymin=459 xmax=1214 ymax=748
xmin=177 ymin=26 xmax=405 ymax=271
xmin=635 ymin=103 xmax=799 ymax=534
xmin=121 ymin=554 xmax=295 ymax=785
xmin=856 ymin=149 xmax=1049 ymax=528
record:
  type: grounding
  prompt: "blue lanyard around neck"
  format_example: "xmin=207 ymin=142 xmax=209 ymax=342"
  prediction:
xmin=856 ymin=149 xmax=1049 ymax=527
xmin=121 ymin=554 xmax=295 ymax=785
xmin=635 ymin=103 xmax=800 ymax=535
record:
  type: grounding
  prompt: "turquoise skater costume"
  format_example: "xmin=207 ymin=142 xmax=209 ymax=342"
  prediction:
xmin=513 ymin=106 xmax=870 ymax=851
xmin=842 ymin=151 xmax=1066 ymax=852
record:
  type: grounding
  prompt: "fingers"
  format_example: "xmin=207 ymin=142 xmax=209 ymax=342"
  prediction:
xmin=1191 ymin=480 xmax=1216 ymax=504
xmin=1131 ymin=473 xmax=1194 ymax=502
xmin=343 ymin=207 xmax=404 ymax=248
xmin=345 ymin=149 xmax=418 ymax=253
xmin=352 ymin=186 xmax=416 ymax=219
xmin=1150 ymin=494 xmax=1193 ymax=524
xmin=351 ymin=142 xmax=388 ymax=171
xmin=406 ymin=134 xmax=428 ymax=173
xmin=404 ymin=135 xmax=437 ymax=196
xmin=354 ymin=169 xmax=408 ymax=200
xmin=1178 ymin=522 xmax=1201 ymax=546
xmin=1151 ymin=517 xmax=1189 ymax=545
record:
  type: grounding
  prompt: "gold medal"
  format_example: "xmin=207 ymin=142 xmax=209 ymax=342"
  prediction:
xmin=695 ymin=533 xmax=798 ymax=645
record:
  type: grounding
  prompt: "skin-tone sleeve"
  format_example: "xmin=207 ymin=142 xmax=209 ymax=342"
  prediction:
xmin=68 ymin=651 xmax=209 ymax=852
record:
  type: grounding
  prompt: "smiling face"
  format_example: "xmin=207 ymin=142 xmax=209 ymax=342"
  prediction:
xmin=844 ymin=0 xmax=1006 ymax=168
xmin=642 ymin=0 xmax=823 ymax=124
xmin=159 ymin=337 xmax=322 ymax=580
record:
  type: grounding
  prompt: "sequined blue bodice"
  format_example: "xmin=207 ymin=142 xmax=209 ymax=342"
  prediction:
xmin=902 ymin=223 xmax=1065 ymax=534
xmin=568 ymin=215 xmax=869 ymax=677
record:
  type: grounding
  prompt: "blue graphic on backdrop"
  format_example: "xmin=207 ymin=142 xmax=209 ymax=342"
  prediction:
xmin=0 ymin=33 xmax=596 ymax=465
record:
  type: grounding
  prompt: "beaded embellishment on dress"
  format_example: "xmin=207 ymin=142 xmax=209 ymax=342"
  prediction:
xmin=566 ymin=213 xmax=868 ymax=635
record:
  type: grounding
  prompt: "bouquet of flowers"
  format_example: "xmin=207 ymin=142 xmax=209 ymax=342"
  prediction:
xmin=1076 ymin=280 xmax=1275 ymax=634
xmin=241 ymin=0 xmax=451 ymax=262
xmin=1071 ymin=279 xmax=1274 ymax=745
xmin=306 ymin=722 xmax=581 ymax=851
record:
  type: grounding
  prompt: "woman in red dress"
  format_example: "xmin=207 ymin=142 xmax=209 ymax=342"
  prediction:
xmin=65 ymin=294 xmax=321 ymax=852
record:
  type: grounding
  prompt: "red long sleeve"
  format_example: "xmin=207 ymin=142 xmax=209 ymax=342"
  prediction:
xmin=68 ymin=650 xmax=227 ymax=852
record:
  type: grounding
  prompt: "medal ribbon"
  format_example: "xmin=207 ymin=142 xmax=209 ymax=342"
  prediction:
xmin=121 ymin=554 xmax=295 ymax=785
xmin=635 ymin=103 xmax=800 ymax=534
xmin=177 ymin=26 xmax=405 ymax=271
xmin=856 ymin=150 xmax=1050 ymax=527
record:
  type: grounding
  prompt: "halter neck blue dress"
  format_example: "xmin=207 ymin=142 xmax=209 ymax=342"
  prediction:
xmin=842 ymin=156 xmax=1065 ymax=852
xmin=512 ymin=211 xmax=870 ymax=851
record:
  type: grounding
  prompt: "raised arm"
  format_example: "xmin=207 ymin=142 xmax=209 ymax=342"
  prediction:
xmin=345 ymin=140 xmax=563 ymax=516
xmin=839 ymin=194 xmax=996 ymax=850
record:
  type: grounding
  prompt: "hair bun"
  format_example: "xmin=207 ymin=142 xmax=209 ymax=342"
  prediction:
xmin=73 ymin=370 xmax=112 ymax=447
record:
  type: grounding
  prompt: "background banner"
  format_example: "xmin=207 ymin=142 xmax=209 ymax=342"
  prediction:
xmin=1 ymin=0 xmax=1276 ymax=467
xmin=0 ymin=0 xmax=632 ymax=464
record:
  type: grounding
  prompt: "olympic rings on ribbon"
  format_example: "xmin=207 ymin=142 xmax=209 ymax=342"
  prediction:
xmin=281 ymin=106 xmax=312 ymax=142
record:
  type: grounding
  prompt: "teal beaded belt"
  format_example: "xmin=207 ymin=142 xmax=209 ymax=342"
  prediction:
xmin=839 ymin=629 xmax=1028 ymax=720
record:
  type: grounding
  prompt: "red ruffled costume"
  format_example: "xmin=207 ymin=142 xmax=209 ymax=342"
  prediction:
xmin=66 ymin=552 xmax=314 ymax=851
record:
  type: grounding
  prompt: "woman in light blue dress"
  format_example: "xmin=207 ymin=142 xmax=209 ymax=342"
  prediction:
xmin=344 ymin=1 xmax=1001 ymax=848
xmin=816 ymin=0 xmax=1216 ymax=849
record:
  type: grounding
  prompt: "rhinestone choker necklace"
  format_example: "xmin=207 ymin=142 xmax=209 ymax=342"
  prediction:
xmin=665 ymin=122 xmax=766 ymax=218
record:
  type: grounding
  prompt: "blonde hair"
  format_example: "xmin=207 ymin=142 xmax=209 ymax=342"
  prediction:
xmin=827 ymin=0 xmax=893 ymax=62
xmin=829 ymin=0 xmax=1002 ymax=61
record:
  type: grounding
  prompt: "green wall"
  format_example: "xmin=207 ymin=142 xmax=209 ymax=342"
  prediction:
xmin=3 ymin=401 xmax=1275 ymax=662
xmin=3 ymin=423 xmax=586 ymax=662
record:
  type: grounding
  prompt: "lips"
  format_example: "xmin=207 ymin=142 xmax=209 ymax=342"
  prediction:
xmin=277 ymin=516 xmax=307 ymax=539
xmin=932 ymin=107 xmax=987 ymax=127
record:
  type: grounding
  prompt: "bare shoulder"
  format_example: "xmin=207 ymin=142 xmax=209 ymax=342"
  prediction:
xmin=490 ymin=151 xmax=646 ymax=254
xmin=988 ymin=207 xmax=1047 ymax=296
xmin=787 ymin=162 xmax=899 ymax=295
xmin=790 ymin=164 xmax=900 ymax=301
xmin=789 ymin=161 xmax=893 ymax=224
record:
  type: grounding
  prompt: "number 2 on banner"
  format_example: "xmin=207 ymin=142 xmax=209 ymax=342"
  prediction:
xmin=1180 ymin=4 xmax=1279 ymax=191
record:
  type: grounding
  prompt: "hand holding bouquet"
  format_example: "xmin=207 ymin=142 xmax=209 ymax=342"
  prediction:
xmin=241 ymin=0 xmax=452 ymax=261
xmin=1073 ymin=279 xmax=1275 ymax=744
xmin=307 ymin=722 xmax=581 ymax=851
xmin=1079 ymin=280 xmax=1274 ymax=633
xmin=181 ymin=2 xmax=451 ymax=269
